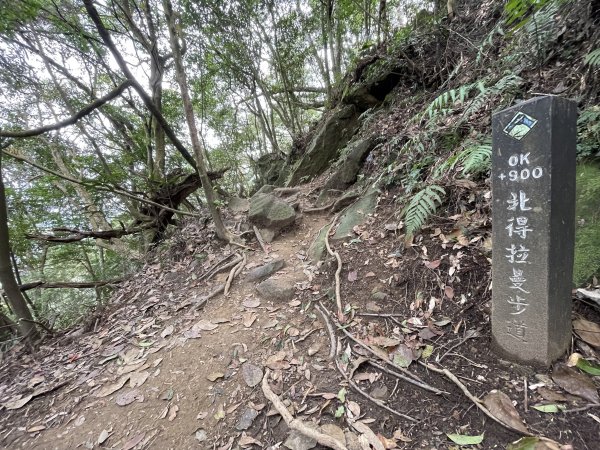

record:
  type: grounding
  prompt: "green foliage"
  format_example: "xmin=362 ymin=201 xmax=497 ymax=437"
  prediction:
xmin=403 ymin=185 xmax=445 ymax=237
xmin=577 ymin=106 xmax=600 ymax=160
xmin=504 ymin=0 xmax=559 ymax=30
xmin=584 ymin=49 xmax=600 ymax=67
xmin=573 ymin=164 xmax=600 ymax=286
xmin=460 ymin=143 xmax=492 ymax=175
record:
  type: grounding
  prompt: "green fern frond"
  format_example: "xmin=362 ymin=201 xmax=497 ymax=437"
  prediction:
xmin=459 ymin=143 xmax=492 ymax=175
xmin=463 ymin=74 xmax=523 ymax=118
xmin=585 ymin=49 xmax=600 ymax=67
xmin=403 ymin=185 xmax=445 ymax=236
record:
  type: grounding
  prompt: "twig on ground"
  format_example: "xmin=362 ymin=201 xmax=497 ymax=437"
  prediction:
xmin=319 ymin=303 xmax=444 ymax=395
xmin=324 ymin=216 xmax=343 ymax=321
xmin=418 ymin=361 xmax=534 ymax=437
xmin=562 ymin=404 xmax=600 ymax=414
xmin=357 ymin=313 xmax=407 ymax=318
xmin=368 ymin=360 xmax=448 ymax=395
xmin=334 ymin=358 xmax=419 ymax=423
xmin=253 ymin=226 xmax=268 ymax=254
xmin=262 ymin=369 xmax=348 ymax=450
xmin=333 ymin=314 xmax=425 ymax=383
xmin=523 ymin=377 xmax=528 ymax=412
xmin=193 ymin=285 xmax=225 ymax=310
xmin=316 ymin=302 xmax=337 ymax=359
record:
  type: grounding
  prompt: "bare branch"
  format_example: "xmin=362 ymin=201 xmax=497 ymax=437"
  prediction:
xmin=0 ymin=81 xmax=131 ymax=138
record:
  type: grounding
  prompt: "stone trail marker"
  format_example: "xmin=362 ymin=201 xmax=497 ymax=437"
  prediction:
xmin=491 ymin=96 xmax=577 ymax=366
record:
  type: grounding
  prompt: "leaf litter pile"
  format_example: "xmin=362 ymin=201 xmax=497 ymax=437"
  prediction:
xmin=0 ymin=183 xmax=599 ymax=449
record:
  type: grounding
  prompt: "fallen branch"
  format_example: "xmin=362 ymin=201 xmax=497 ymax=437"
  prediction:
xmin=334 ymin=358 xmax=418 ymax=423
xmin=418 ymin=361 xmax=534 ymax=436
xmin=315 ymin=302 xmax=337 ymax=359
xmin=368 ymin=360 xmax=448 ymax=395
xmin=19 ymin=279 xmax=124 ymax=291
xmin=324 ymin=217 xmax=344 ymax=321
xmin=262 ymin=369 xmax=348 ymax=450
xmin=253 ymin=226 xmax=269 ymax=254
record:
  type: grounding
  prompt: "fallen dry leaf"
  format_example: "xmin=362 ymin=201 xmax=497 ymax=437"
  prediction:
xmin=444 ymin=285 xmax=454 ymax=299
xmin=168 ymin=405 xmax=179 ymax=421
xmin=160 ymin=325 xmax=174 ymax=338
xmin=98 ymin=429 xmax=110 ymax=445
xmin=573 ymin=319 xmax=600 ymax=348
xmin=424 ymin=259 xmax=441 ymax=269
xmin=94 ymin=375 xmax=130 ymax=398
xmin=242 ymin=312 xmax=257 ymax=328
xmin=243 ymin=297 xmax=261 ymax=308
xmin=129 ymin=371 xmax=150 ymax=388
xmin=122 ymin=433 xmax=145 ymax=450
xmin=26 ymin=425 xmax=46 ymax=433
xmin=238 ymin=432 xmax=263 ymax=447
xmin=348 ymin=270 xmax=358 ymax=282
xmin=194 ymin=320 xmax=218 ymax=331
xmin=372 ymin=336 xmax=401 ymax=348
xmin=552 ymin=364 xmax=600 ymax=403
xmin=483 ymin=390 xmax=528 ymax=433
xmin=352 ymin=421 xmax=385 ymax=450
xmin=115 ymin=389 xmax=143 ymax=406
xmin=207 ymin=372 xmax=225 ymax=382
xmin=3 ymin=394 xmax=33 ymax=410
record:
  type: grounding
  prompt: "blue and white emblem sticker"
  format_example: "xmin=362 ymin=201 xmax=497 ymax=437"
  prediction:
xmin=503 ymin=112 xmax=538 ymax=140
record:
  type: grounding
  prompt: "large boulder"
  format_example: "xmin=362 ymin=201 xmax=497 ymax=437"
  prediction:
xmin=286 ymin=105 xmax=360 ymax=186
xmin=321 ymin=137 xmax=379 ymax=198
xmin=248 ymin=194 xmax=296 ymax=231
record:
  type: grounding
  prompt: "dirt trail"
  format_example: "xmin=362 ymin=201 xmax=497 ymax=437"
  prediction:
xmin=3 ymin=212 xmax=332 ymax=450
xmin=3 ymin=187 xmax=599 ymax=450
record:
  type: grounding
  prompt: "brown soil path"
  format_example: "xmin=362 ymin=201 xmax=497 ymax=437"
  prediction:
xmin=3 ymin=214 xmax=332 ymax=450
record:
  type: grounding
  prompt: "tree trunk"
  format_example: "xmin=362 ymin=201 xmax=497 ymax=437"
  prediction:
xmin=163 ymin=0 xmax=232 ymax=242
xmin=0 ymin=151 xmax=39 ymax=342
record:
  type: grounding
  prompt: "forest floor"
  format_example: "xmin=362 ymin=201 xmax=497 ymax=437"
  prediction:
xmin=1 ymin=182 xmax=599 ymax=450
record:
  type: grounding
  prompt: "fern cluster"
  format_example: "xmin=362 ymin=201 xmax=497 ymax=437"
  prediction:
xmin=584 ymin=49 xmax=600 ymax=67
xmin=403 ymin=185 xmax=446 ymax=237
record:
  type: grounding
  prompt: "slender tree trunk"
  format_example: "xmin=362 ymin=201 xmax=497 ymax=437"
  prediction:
xmin=163 ymin=0 xmax=231 ymax=242
xmin=0 ymin=152 xmax=39 ymax=342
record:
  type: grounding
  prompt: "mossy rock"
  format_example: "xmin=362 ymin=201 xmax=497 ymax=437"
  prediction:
xmin=332 ymin=186 xmax=379 ymax=241
xmin=286 ymin=105 xmax=360 ymax=186
xmin=248 ymin=194 xmax=296 ymax=231
xmin=574 ymin=163 xmax=600 ymax=286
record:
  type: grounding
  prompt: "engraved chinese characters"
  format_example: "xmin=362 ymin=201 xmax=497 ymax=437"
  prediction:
xmin=491 ymin=96 xmax=577 ymax=366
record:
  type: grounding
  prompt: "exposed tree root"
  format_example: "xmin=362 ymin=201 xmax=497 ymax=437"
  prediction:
xmin=324 ymin=216 xmax=344 ymax=322
xmin=225 ymin=253 xmax=246 ymax=296
xmin=253 ymin=226 xmax=269 ymax=254
xmin=262 ymin=368 xmax=348 ymax=450
xmin=315 ymin=302 xmax=337 ymax=359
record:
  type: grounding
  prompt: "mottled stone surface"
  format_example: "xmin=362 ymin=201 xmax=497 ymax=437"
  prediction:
xmin=256 ymin=278 xmax=295 ymax=302
xmin=332 ymin=186 xmax=379 ymax=241
xmin=248 ymin=194 xmax=296 ymax=231
xmin=245 ymin=259 xmax=286 ymax=283
xmin=491 ymin=96 xmax=577 ymax=366
xmin=286 ymin=105 xmax=359 ymax=186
